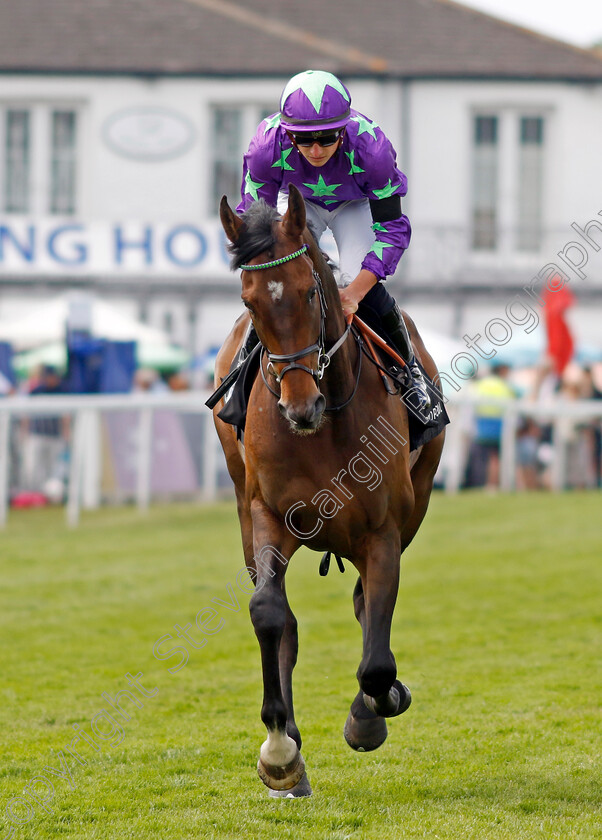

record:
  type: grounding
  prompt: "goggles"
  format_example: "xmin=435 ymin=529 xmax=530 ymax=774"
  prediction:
xmin=292 ymin=130 xmax=342 ymax=148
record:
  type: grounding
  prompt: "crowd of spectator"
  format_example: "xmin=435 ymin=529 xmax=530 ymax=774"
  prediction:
xmin=3 ymin=362 xmax=196 ymax=506
xmin=462 ymin=360 xmax=602 ymax=491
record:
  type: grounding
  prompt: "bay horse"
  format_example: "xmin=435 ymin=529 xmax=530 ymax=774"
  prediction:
xmin=214 ymin=184 xmax=445 ymax=797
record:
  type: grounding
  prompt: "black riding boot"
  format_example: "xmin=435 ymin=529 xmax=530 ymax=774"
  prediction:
xmin=381 ymin=304 xmax=431 ymax=412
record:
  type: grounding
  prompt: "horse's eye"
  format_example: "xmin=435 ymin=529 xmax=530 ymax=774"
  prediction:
xmin=308 ymin=288 xmax=317 ymax=303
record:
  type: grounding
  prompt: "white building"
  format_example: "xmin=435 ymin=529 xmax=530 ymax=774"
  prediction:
xmin=1 ymin=0 xmax=602 ymax=361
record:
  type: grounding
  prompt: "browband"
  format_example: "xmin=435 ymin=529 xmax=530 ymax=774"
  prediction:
xmin=240 ymin=245 xmax=308 ymax=272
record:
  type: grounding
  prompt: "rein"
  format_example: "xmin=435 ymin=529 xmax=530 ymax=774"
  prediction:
xmin=241 ymin=244 xmax=356 ymax=409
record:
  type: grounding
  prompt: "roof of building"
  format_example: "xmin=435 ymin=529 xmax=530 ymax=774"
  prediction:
xmin=2 ymin=0 xmax=602 ymax=80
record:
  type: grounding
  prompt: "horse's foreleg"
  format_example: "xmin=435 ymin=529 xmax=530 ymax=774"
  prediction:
xmin=279 ymin=582 xmax=302 ymax=749
xmin=346 ymin=439 xmax=438 ymax=745
xmin=344 ymin=576 xmax=389 ymax=751
xmin=249 ymin=504 xmax=308 ymax=794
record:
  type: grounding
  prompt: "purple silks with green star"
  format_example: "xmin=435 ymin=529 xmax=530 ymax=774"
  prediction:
xmin=238 ymin=108 xmax=411 ymax=280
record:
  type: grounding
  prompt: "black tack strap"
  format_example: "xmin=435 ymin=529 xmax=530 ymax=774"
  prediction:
xmin=319 ymin=551 xmax=345 ymax=576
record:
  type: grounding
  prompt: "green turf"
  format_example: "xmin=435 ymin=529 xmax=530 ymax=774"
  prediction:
xmin=0 ymin=493 xmax=600 ymax=839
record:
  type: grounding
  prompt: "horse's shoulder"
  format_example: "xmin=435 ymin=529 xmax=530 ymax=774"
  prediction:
xmin=214 ymin=312 xmax=250 ymax=383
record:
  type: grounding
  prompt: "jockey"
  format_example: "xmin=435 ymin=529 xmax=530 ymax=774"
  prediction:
xmin=237 ymin=69 xmax=431 ymax=411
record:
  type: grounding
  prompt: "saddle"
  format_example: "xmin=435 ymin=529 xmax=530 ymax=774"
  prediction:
xmin=206 ymin=316 xmax=449 ymax=452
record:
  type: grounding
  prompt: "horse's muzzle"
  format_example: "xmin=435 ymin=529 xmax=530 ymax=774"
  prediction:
xmin=278 ymin=393 xmax=326 ymax=433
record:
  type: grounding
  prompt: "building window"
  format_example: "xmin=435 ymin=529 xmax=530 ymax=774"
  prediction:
xmin=470 ymin=111 xmax=547 ymax=255
xmin=517 ymin=116 xmax=544 ymax=252
xmin=209 ymin=103 xmax=278 ymax=213
xmin=211 ymin=107 xmax=242 ymax=211
xmin=50 ymin=110 xmax=78 ymax=215
xmin=163 ymin=310 xmax=174 ymax=336
xmin=4 ymin=110 xmax=30 ymax=213
xmin=258 ymin=107 xmax=275 ymax=123
xmin=1 ymin=105 xmax=78 ymax=215
xmin=471 ymin=115 xmax=498 ymax=251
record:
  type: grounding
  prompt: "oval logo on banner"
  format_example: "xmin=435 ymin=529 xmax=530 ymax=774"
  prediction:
xmin=103 ymin=107 xmax=195 ymax=161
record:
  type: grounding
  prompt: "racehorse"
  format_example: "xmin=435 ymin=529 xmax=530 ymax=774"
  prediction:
xmin=213 ymin=184 xmax=445 ymax=797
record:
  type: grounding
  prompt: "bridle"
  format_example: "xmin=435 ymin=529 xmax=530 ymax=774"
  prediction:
xmin=240 ymin=244 xmax=357 ymax=403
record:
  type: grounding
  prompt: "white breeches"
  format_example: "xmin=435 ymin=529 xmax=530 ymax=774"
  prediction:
xmin=277 ymin=193 xmax=375 ymax=286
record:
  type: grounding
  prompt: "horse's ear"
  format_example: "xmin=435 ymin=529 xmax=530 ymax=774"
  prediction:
xmin=219 ymin=195 xmax=244 ymax=244
xmin=282 ymin=184 xmax=306 ymax=239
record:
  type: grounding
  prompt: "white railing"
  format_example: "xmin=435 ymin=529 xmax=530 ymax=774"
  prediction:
xmin=0 ymin=392 xmax=225 ymax=527
xmin=441 ymin=397 xmax=602 ymax=493
xmin=0 ymin=392 xmax=600 ymax=527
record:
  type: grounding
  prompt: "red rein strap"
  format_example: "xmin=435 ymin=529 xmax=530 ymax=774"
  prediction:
xmin=350 ymin=314 xmax=407 ymax=369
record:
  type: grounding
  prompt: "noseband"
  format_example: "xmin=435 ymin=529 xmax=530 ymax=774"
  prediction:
xmin=240 ymin=244 xmax=352 ymax=389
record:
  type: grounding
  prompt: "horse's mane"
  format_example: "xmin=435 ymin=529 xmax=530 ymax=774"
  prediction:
xmin=228 ymin=200 xmax=341 ymax=330
xmin=228 ymin=199 xmax=328 ymax=274
xmin=228 ymin=200 xmax=279 ymax=270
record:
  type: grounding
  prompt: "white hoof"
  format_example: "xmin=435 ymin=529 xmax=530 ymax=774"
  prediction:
xmin=257 ymin=750 xmax=305 ymax=791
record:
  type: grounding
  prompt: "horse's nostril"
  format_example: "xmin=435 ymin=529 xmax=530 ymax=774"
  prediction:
xmin=301 ymin=394 xmax=325 ymax=427
xmin=313 ymin=394 xmax=326 ymax=418
xmin=279 ymin=394 xmax=324 ymax=430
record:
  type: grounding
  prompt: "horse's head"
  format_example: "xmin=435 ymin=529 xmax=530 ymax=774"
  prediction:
xmin=220 ymin=185 xmax=326 ymax=434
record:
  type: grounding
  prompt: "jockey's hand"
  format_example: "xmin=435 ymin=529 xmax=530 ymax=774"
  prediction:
xmin=338 ymin=285 xmax=360 ymax=316
xmin=338 ymin=269 xmax=378 ymax=316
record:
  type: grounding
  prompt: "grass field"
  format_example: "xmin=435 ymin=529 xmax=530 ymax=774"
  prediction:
xmin=0 ymin=492 xmax=600 ymax=840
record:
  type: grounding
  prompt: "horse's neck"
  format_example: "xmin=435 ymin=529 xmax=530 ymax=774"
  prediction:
xmin=306 ymin=238 xmax=357 ymax=405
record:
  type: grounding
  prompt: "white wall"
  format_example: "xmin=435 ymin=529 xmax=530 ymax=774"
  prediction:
xmin=1 ymin=72 xmax=601 ymax=357
xmin=3 ymin=72 xmax=600 ymax=259
xmin=407 ymin=79 xmax=602 ymax=265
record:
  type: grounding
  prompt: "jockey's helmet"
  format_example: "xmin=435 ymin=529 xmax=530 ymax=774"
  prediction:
xmin=279 ymin=70 xmax=351 ymax=133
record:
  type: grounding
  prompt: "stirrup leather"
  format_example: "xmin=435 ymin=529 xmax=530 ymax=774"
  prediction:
xmin=381 ymin=305 xmax=431 ymax=410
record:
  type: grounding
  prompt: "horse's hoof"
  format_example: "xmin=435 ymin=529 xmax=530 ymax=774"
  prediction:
xmin=344 ymin=709 xmax=388 ymax=752
xmin=268 ymin=771 xmax=312 ymax=798
xmin=257 ymin=751 xmax=305 ymax=791
xmin=393 ymin=680 xmax=412 ymax=714
xmin=344 ymin=689 xmax=388 ymax=751
xmin=363 ymin=680 xmax=412 ymax=718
